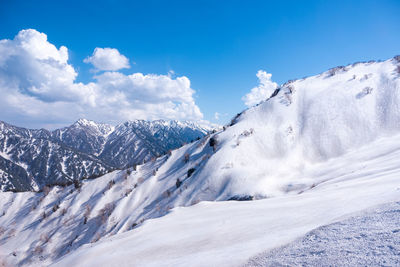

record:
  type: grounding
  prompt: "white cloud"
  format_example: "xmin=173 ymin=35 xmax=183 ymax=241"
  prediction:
xmin=242 ymin=70 xmax=278 ymax=107
xmin=167 ymin=70 xmax=175 ymax=77
xmin=84 ymin=47 xmax=130 ymax=71
xmin=213 ymin=112 xmax=229 ymax=123
xmin=0 ymin=29 xmax=204 ymax=129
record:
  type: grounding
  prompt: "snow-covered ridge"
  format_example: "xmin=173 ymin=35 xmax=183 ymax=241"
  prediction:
xmin=172 ymin=55 xmax=400 ymax=199
xmin=73 ymin=118 xmax=115 ymax=136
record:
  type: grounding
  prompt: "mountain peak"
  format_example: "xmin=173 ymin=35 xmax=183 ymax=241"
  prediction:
xmin=75 ymin=118 xmax=99 ymax=127
xmin=72 ymin=118 xmax=115 ymax=136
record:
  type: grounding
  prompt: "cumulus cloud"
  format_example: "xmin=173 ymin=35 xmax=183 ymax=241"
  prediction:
xmin=84 ymin=47 xmax=130 ymax=71
xmin=214 ymin=112 xmax=228 ymax=121
xmin=242 ymin=70 xmax=278 ymax=107
xmin=0 ymin=29 xmax=204 ymax=129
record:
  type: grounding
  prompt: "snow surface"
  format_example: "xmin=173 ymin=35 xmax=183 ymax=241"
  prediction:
xmin=52 ymin=132 xmax=400 ymax=267
xmin=245 ymin=202 xmax=400 ymax=266
xmin=1 ymin=57 xmax=400 ymax=266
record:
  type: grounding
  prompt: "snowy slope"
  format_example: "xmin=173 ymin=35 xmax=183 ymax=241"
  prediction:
xmin=0 ymin=56 xmax=400 ymax=266
xmin=245 ymin=202 xmax=400 ymax=266
xmin=199 ymin=56 xmax=400 ymax=199
xmin=49 ymin=132 xmax=400 ymax=267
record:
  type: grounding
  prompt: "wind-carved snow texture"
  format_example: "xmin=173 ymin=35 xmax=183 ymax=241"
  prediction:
xmin=0 ymin=119 xmax=209 ymax=191
xmin=245 ymin=202 xmax=400 ymax=267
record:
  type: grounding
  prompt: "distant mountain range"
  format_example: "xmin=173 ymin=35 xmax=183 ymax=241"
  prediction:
xmin=0 ymin=119 xmax=210 ymax=191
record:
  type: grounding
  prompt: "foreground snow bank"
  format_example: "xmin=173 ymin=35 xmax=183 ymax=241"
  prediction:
xmin=53 ymin=133 xmax=400 ymax=267
xmin=246 ymin=201 xmax=400 ymax=267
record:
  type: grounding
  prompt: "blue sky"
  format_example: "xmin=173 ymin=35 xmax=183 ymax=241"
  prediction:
xmin=0 ymin=0 xmax=399 ymax=128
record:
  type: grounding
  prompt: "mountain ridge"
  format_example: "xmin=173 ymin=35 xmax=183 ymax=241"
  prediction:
xmin=0 ymin=119 xmax=210 ymax=191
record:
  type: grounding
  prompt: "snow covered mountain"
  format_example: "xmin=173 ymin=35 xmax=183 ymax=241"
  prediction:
xmin=98 ymin=120 xmax=210 ymax=169
xmin=52 ymin=119 xmax=115 ymax=156
xmin=1 ymin=56 xmax=400 ymax=266
xmin=0 ymin=121 xmax=110 ymax=192
xmin=0 ymin=119 xmax=209 ymax=191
